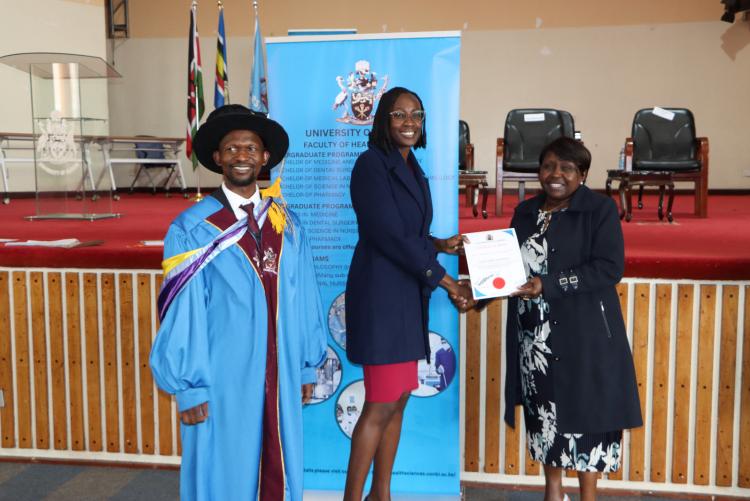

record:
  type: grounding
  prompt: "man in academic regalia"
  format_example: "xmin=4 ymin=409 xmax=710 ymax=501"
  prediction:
xmin=150 ymin=104 xmax=327 ymax=501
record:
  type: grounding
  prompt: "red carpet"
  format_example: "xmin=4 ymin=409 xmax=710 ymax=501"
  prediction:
xmin=0 ymin=191 xmax=748 ymax=279
xmin=0 ymin=194 xmax=193 ymax=270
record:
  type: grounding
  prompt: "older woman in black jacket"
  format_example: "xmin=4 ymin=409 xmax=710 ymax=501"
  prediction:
xmin=507 ymin=137 xmax=642 ymax=501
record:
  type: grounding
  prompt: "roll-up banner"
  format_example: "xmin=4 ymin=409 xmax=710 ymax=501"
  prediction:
xmin=267 ymin=32 xmax=461 ymax=495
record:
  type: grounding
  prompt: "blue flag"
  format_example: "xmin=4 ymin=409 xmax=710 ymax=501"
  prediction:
xmin=249 ymin=6 xmax=268 ymax=114
xmin=214 ymin=5 xmax=229 ymax=108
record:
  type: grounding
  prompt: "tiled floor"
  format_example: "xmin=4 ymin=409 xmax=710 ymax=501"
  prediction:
xmin=0 ymin=461 xmax=706 ymax=501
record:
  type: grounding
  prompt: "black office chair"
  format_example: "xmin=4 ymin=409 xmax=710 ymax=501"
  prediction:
xmin=495 ymin=109 xmax=575 ymax=215
xmin=459 ymin=120 xmax=471 ymax=170
xmin=623 ymin=108 xmax=708 ymax=218
xmin=131 ymin=140 xmax=180 ymax=195
xmin=560 ymin=110 xmax=576 ymax=138
xmin=457 ymin=120 xmax=488 ymax=218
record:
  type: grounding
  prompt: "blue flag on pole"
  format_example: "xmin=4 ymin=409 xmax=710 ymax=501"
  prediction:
xmin=214 ymin=3 xmax=229 ymax=108
xmin=249 ymin=2 xmax=268 ymax=114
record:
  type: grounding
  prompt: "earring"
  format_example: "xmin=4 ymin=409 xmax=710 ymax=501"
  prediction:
xmin=580 ymin=181 xmax=584 ymax=185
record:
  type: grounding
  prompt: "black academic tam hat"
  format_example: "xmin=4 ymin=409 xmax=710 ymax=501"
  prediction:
xmin=192 ymin=104 xmax=289 ymax=174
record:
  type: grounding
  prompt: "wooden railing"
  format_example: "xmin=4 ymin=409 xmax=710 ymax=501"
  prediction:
xmin=0 ymin=268 xmax=747 ymax=497
xmin=460 ymin=279 xmax=749 ymax=497
xmin=0 ymin=269 xmax=179 ymax=463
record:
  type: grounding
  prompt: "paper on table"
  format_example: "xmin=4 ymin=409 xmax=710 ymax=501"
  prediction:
xmin=140 ymin=240 xmax=164 ymax=246
xmin=5 ymin=238 xmax=81 ymax=248
xmin=463 ymin=228 xmax=527 ymax=300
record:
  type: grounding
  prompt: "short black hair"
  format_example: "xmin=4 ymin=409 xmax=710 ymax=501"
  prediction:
xmin=539 ymin=137 xmax=591 ymax=175
xmin=368 ymin=86 xmax=427 ymax=153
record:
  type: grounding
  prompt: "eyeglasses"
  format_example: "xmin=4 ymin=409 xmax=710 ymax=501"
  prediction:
xmin=389 ymin=110 xmax=425 ymax=123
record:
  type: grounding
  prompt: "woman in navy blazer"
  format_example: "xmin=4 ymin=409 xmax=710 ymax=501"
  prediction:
xmin=343 ymin=87 xmax=471 ymax=501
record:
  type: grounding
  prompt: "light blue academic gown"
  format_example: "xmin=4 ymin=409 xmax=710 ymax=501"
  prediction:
xmin=150 ymin=196 xmax=327 ymax=501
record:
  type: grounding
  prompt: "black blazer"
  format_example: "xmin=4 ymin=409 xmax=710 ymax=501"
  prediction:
xmin=345 ymin=146 xmax=445 ymax=365
xmin=504 ymin=185 xmax=643 ymax=434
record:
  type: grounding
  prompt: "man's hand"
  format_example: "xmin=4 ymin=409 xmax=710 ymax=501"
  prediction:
xmin=511 ymin=276 xmax=543 ymax=300
xmin=302 ymin=383 xmax=314 ymax=404
xmin=180 ymin=402 xmax=209 ymax=425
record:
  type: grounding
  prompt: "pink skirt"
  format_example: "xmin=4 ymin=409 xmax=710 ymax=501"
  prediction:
xmin=363 ymin=360 xmax=419 ymax=403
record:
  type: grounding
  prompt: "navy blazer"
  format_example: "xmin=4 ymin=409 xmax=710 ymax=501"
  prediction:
xmin=345 ymin=146 xmax=445 ymax=365
xmin=504 ymin=185 xmax=643 ymax=434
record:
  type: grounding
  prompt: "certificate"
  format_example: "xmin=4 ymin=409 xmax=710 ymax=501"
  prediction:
xmin=463 ymin=228 xmax=527 ymax=300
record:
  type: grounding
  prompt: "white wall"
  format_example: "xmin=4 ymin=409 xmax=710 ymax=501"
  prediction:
xmin=460 ymin=21 xmax=750 ymax=189
xmin=0 ymin=0 xmax=108 ymax=191
xmin=2 ymin=1 xmax=749 ymax=192
xmin=106 ymin=20 xmax=750 ymax=190
xmin=105 ymin=36 xmax=248 ymax=188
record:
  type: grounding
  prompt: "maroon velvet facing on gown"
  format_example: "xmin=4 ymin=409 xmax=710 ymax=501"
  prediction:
xmin=207 ymin=206 xmax=285 ymax=500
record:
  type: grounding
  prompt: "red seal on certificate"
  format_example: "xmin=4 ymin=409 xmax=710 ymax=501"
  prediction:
xmin=492 ymin=277 xmax=506 ymax=289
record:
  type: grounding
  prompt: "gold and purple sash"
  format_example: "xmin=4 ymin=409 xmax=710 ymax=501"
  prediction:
xmin=157 ymin=217 xmax=248 ymax=321
xmin=157 ymin=180 xmax=294 ymax=321
xmin=157 ymin=179 xmax=290 ymax=322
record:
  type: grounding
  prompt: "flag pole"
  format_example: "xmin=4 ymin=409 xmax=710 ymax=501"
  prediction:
xmin=191 ymin=0 xmax=204 ymax=202
xmin=219 ymin=0 xmax=229 ymax=103
xmin=193 ymin=0 xmax=203 ymax=202
xmin=249 ymin=0 xmax=268 ymax=115
xmin=215 ymin=0 xmax=229 ymax=107
xmin=194 ymin=165 xmax=203 ymax=202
